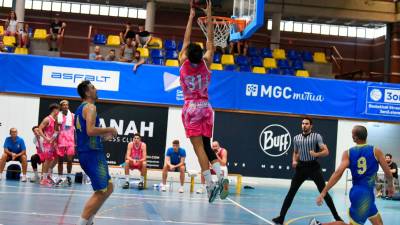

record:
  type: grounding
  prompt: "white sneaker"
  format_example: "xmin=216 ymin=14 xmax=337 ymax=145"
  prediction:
xmin=161 ymin=185 xmax=167 ymax=192
xmin=21 ymin=175 xmax=27 ymax=182
xmin=178 ymin=187 xmax=184 ymax=193
xmin=196 ymin=187 xmax=204 ymax=194
xmin=206 ymin=183 xmax=219 ymax=203
xmin=308 ymin=218 xmax=321 ymax=225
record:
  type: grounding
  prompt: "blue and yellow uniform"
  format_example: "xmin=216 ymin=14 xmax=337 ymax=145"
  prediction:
xmin=348 ymin=144 xmax=379 ymax=225
xmin=75 ymin=102 xmax=111 ymax=191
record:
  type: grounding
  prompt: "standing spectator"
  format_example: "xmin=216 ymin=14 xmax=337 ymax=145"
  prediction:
xmin=119 ymin=23 xmax=136 ymax=46
xmin=46 ymin=18 xmax=66 ymax=51
xmin=119 ymin=38 xmax=135 ymax=62
xmin=135 ymin=25 xmax=153 ymax=48
xmin=386 ymin=154 xmax=398 ymax=180
xmin=18 ymin=23 xmax=31 ymax=48
xmin=132 ymin=50 xmax=145 ymax=72
xmin=4 ymin=10 xmax=19 ymax=37
xmin=229 ymin=40 xmax=248 ymax=56
xmin=104 ymin=49 xmax=116 ymax=61
xmin=0 ymin=128 xmax=28 ymax=182
xmin=161 ymin=140 xmax=186 ymax=193
xmin=89 ymin=46 xmax=104 ymax=61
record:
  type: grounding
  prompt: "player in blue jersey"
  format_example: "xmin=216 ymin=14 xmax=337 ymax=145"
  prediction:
xmin=309 ymin=125 xmax=394 ymax=225
xmin=75 ymin=80 xmax=118 ymax=225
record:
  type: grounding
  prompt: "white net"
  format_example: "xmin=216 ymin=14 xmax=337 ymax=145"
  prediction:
xmin=197 ymin=17 xmax=233 ymax=48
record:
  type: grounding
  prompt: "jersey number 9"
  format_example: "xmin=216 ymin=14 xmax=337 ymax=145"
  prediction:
xmin=357 ymin=157 xmax=367 ymax=175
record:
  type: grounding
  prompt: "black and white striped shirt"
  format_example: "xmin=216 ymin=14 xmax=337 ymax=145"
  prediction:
xmin=293 ymin=132 xmax=324 ymax=162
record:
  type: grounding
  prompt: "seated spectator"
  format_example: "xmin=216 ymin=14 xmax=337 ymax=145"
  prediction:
xmin=4 ymin=10 xmax=19 ymax=37
xmin=119 ymin=38 xmax=136 ymax=62
xmin=123 ymin=133 xmax=147 ymax=189
xmin=132 ymin=50 xmax=145 ymax=72
xmin=0 ymin=41 xmax=7 ymax=52
xmin=89 ymin=46 xmax=104 ymax=60
xmin=229 ymin=40 xmax=248 ymax=56
xmin=30 ymin=126 xmax=45 ymax=183
xmin=46 ymin=18 xmax=66 ymax=51
xmin=119 ymin=23 xmax=137 ymax=46
xmin=161 ymin=140 xmax=186 ymax=193
xmin=135 ymin=25 xmax=153 ymax=48
xmin=18 ymin=23 xmax=31 ymax=48
xmin=0 ymin=128 xmax=28 ymax=182
xmin=104 ymin=49 xmax=116 ymax=61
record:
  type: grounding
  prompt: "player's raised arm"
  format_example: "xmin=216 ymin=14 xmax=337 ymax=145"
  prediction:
xmin=202 ymin=0 xmax=214 ymax=66
xmin=179 ymin=4 xmax=196 ymax=65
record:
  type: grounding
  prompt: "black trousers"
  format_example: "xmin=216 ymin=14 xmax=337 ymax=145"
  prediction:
xmin=279 ymin=161 xmax=341 ymax=221
xmin=30 ymin=154 xmax=42 ymax=170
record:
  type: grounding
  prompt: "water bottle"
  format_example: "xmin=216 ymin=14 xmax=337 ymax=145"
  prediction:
xmin=169 ymin=177 xmax=173 ymax=192
xmin=153 ymin=184 xmax=159 ymax=190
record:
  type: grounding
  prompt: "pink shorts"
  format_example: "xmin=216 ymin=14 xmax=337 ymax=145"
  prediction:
xmin=129 ymin=161 xmax=143 ymax=170
xmin=43 ymin=145 xmax=57 ymax=161
xmin=57 ymin=146 xmax=75 ymax=157
xmin=181 ymin=101 xmax=214 ymax=138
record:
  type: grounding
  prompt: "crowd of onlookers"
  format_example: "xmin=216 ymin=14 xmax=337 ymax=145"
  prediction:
xmin=1 ymin=10 xmax=65 ymax=53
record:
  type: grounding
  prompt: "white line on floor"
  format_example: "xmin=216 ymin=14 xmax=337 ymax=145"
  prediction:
xmin=0 ymin=210 xmax=226 ymax=225
xmin=227 ymin=198 xmax=274 ymax=225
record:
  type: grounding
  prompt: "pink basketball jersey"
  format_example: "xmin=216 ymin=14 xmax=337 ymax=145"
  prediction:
xmin=180 ymin=59 xmax=211 ymax=101
xmin=130 ymin=142 xmax=143 ymax=160
xmin=58 ymin=113 xmax=75 ymax=147
xmin=43 ymin=116 xmax=56 ymax=146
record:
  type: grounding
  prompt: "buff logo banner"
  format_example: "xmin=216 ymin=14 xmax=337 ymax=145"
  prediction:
xmin=213 ymin=111 xmax=338 ymax=179
xmin=38 ymin=98 xmax=168 ymax=168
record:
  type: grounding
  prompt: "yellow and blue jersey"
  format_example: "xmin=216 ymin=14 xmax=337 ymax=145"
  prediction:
xmin=348 ymin=144 xmax=380 ymax=225
xmin=75 ymin=102 xmax=103 ymax=152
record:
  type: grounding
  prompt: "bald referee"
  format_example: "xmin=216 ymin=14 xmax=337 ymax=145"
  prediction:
xmin=272 ymin=118 xmax=343 ymax=225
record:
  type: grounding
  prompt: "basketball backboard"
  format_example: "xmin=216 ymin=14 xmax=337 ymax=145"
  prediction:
xmin=230 ymin=0 xmax=265 ymax=41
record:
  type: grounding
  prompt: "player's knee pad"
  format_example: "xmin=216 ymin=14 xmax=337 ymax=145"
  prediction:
xmin=202 ymin=136 xmax=217 ymax=162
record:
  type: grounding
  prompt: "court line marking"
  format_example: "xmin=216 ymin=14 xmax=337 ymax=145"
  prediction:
xmin=58 ymin=190 xmax=75 ymax=225
xmin=0 ymin=210 xmax=226 ymax=225
xmin=227 ymin=197 xmax=274 ymax=225
xmin=0 ymin=191 xmax=232 ymax=205
xmin=285 ymin=213 xmax=330 ymax=225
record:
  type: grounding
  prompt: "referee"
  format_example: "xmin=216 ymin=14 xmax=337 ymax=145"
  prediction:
xmin=272 ymin=118 xmax=342 ymax=225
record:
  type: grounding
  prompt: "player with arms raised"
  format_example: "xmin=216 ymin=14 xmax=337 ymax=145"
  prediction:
xmin=179 ymin=0 xmax=229 ymax=203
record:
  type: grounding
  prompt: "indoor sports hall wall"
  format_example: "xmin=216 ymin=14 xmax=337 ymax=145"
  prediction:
xmin=1 ymin=93 xmax=399 ymax=187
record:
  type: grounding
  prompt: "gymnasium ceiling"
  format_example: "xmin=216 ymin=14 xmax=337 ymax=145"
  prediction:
xmin=63 ymin=0 xmax=399 ymax=26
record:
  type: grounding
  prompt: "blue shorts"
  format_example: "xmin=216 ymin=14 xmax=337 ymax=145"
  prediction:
xmin=349 ymin=185 xmax=379 ymax=225
xmin=78 ymin=150 xmax=111 ymax=192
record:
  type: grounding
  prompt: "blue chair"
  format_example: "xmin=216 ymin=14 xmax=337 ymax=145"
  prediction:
xmin=165 ymin=40 xmax=177 ymax=50
xmin=214 ymin=52 xmax=222 ymax=63
xmin=292 ymin=60 xmax=304 ymax=70
xmin=165 ymin=50 xmax=178 ymax=59
xmin=261 ymin=48 xmax=273 ymax=58
xmin=267 ymin=68 xmax=280 ymax=75
xmin=151 ymin=49 xmax=164 ymax=59
xmin=281 ymin=68 xmax=295 ymax=76
xmin=235 ymin=55 xmax=249 ymax=66
xmin=302 ymin=51 xmax=314 ymax=62
xmin=287 ymin=50 xmax=301 ymax=61
xmin=224 ymin=65 xmax=237 ymax=71
xmin=177 ymin=41 xmax=183 ymax=52
xmin=93 ymin=34 xmax=106 ymax=45
xmin=278 ymin=59 xmax=291 ymax=69
xmin=239 ymin=65 xmax=252 ymax=72
xmin=152 ymin=58 xmax=165 ymax=65
xmin=247 ymin=47 xmax=260 ymax=57
xmin=5 ymin=46 xmax=14 ymax=53
xmin=251 ymin=57 xmax=263 ymax=67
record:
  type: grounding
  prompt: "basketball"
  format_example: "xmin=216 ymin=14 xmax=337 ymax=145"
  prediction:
xmin=192 ymin=0 xmax=206 ymax=9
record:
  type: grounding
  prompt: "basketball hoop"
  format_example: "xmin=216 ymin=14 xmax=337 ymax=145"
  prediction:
xmin=197 ymin=16 xmax=235 ymax=48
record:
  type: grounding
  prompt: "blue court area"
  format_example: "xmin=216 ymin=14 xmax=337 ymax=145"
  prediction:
xmin=0 ymin=180 xmax=399 ymax=225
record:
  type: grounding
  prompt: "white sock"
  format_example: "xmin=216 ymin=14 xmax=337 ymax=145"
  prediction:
xmin=140 ymin=176 xmax=144 ymax=182
xmin=125 ymin=175 xmax=129 ymax=182
xmin=212 ymin=162 xmax=222 ymax=180
xmin=202 ymin=170 xmax=213 ymax=187
xmin=77 ymin=217 xmax=88 ymax=225
xmin=34 ymin=171 xmax=39 ymax=177
xmin=87 ymin=215 xmax=95 ymax=225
